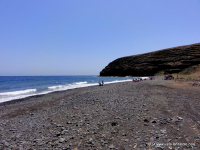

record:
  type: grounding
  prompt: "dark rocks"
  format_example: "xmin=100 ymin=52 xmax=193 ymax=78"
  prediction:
xmin=100 ymin=42 xmax=200 ymax=76
xmin=55 ymin=131 xmax=61 ymax=137
xmin=122 ymin=133 xmax=127 ymax=136
xmin=152 ymin=120 xmax=157 ymax=123
xmin=69 ymin=136 xmax=74 ymax=139
xmin=111 ymin=122 xmax=118 ymax=126
xmin=1 ymin=80 xmax=200 ymax=149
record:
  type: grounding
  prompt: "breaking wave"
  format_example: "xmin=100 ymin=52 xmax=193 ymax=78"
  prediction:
xmin=0 ymin=89 xmax=37 ymax=96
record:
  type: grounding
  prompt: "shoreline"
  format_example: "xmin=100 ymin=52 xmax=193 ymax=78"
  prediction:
xmin=0 ymin=85 xmax=97 ymax=106
xmin=0 ymin=78 xmax=200 ymax=149
xmin=0 ymin=77 xmax=135 ymax=104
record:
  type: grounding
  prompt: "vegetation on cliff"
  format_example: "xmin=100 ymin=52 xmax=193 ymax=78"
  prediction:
xmin=100 ymin=43 xmax=200 ymax=76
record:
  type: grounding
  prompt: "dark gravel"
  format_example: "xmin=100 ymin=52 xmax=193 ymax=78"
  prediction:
xmin=0 ymin=78 xmax=200 ymax=150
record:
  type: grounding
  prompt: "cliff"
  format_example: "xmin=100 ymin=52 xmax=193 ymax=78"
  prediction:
xmin=100 ymin=43 xmax=200 ymax=76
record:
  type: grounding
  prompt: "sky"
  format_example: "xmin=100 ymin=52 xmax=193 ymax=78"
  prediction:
xmin=0 ymin=0 xmax=200 ymax=76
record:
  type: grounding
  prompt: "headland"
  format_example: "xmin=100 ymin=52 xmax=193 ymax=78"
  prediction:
xmin=100 ymin=42 xmax=200 ymax=76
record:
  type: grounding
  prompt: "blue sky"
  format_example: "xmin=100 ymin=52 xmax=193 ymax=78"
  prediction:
xmin=0 ymin=0 xmax=200 ymax=76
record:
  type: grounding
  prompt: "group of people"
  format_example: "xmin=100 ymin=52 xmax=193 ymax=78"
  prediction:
xmin=164 ymin=74 xmax=174 ymax=80
xmin=132 ymin=78 xmax=141 ymax=82
xmin=98 ymin=80 xmax=104 ymax=86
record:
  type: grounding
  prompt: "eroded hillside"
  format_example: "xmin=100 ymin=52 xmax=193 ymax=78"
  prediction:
xmin=100 ymin=43 xmax=200 ymax=76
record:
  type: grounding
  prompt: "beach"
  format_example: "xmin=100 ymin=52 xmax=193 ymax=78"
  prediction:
xmin=0 ymin=78 xmax=200 ymax=149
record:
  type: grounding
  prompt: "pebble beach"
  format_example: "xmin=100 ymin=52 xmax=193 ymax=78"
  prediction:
xmin=0 ymin=77 xmax=200 ymax=150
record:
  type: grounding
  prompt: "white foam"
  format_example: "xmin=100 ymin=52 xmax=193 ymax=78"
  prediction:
xmin=105 ymin=79 xmax=132 ymax=84
xmin=0 ymin=91 xmax=49 ymax=103
xmin=0 ymin=89 xmax=37 ymax=96
xmin=48 ymin=85 xmax=63 ymax=89
xmin=73 ymin=81 xmax=87 ymax=85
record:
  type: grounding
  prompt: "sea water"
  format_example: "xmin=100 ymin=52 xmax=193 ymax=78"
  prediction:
xmin=0 ymin=76 xmax=134 ymax=103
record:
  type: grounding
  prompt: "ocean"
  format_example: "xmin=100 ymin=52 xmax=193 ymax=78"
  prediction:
xmin=0 ymin=76 xmax=134 ymax=103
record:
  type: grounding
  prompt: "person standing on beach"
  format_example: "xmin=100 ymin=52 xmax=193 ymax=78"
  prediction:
xmin=102 ymin=80 xmax=104 ymax=86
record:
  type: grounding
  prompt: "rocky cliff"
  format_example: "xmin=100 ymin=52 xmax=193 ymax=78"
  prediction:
xmin=100 ymin=43 xmax=200 ymax=76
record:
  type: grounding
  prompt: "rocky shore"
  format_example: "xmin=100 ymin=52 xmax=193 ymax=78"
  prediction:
xmin=0 ymin=78 xmax=200 ymax=150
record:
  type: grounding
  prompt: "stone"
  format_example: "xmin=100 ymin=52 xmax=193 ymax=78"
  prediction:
xmin=111 ymin=130 xmax=117 ymax=134
xmin=101 ymin=134 xmax=106 ymax=138
xmin=9 ymin=129 xmax=16 ymax=131
xmin=57 ymin=124 xmax=62 ymax=127
xmin=111 ymin=122 xmax=118 ymax=126
xmin=2 ymin=140 xmax=9 ymax=147
xmin=124 ymin=139 xmax=129 ymax=142
xmin=61 ymin=127 xmax=65 ymax=130
xmin=177 ymin=116 xmax=183 ymax=120
xmin=69 ymin=136 xmax=74 ymax=139
xmin=156 ymin=145 xmax=164 ymax=150
xmin=152 ymin=120 xmax=157 ymax=123
xmin=59 ymin=138 xmax=66 ymax=143
xmin=33 ymin=139 xmax=42 ymax=143
xmin=160 ymin=129 xmax=167 ymax=134
xmin=56 ymin=131 xmax=61 ymax=137
xmin=109 ymin=144 xmax=115 ymax=149
xmin=101 ymin=140 xmax=108 ymax=144
xmin=61 ymin=130 xmax=68 ymax=135
xmin=122 ymin=133 xmax=127 ymax=136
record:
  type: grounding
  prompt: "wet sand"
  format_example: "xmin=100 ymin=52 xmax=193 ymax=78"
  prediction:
xmin=0 ymin=78 xmax=200 ymax=149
